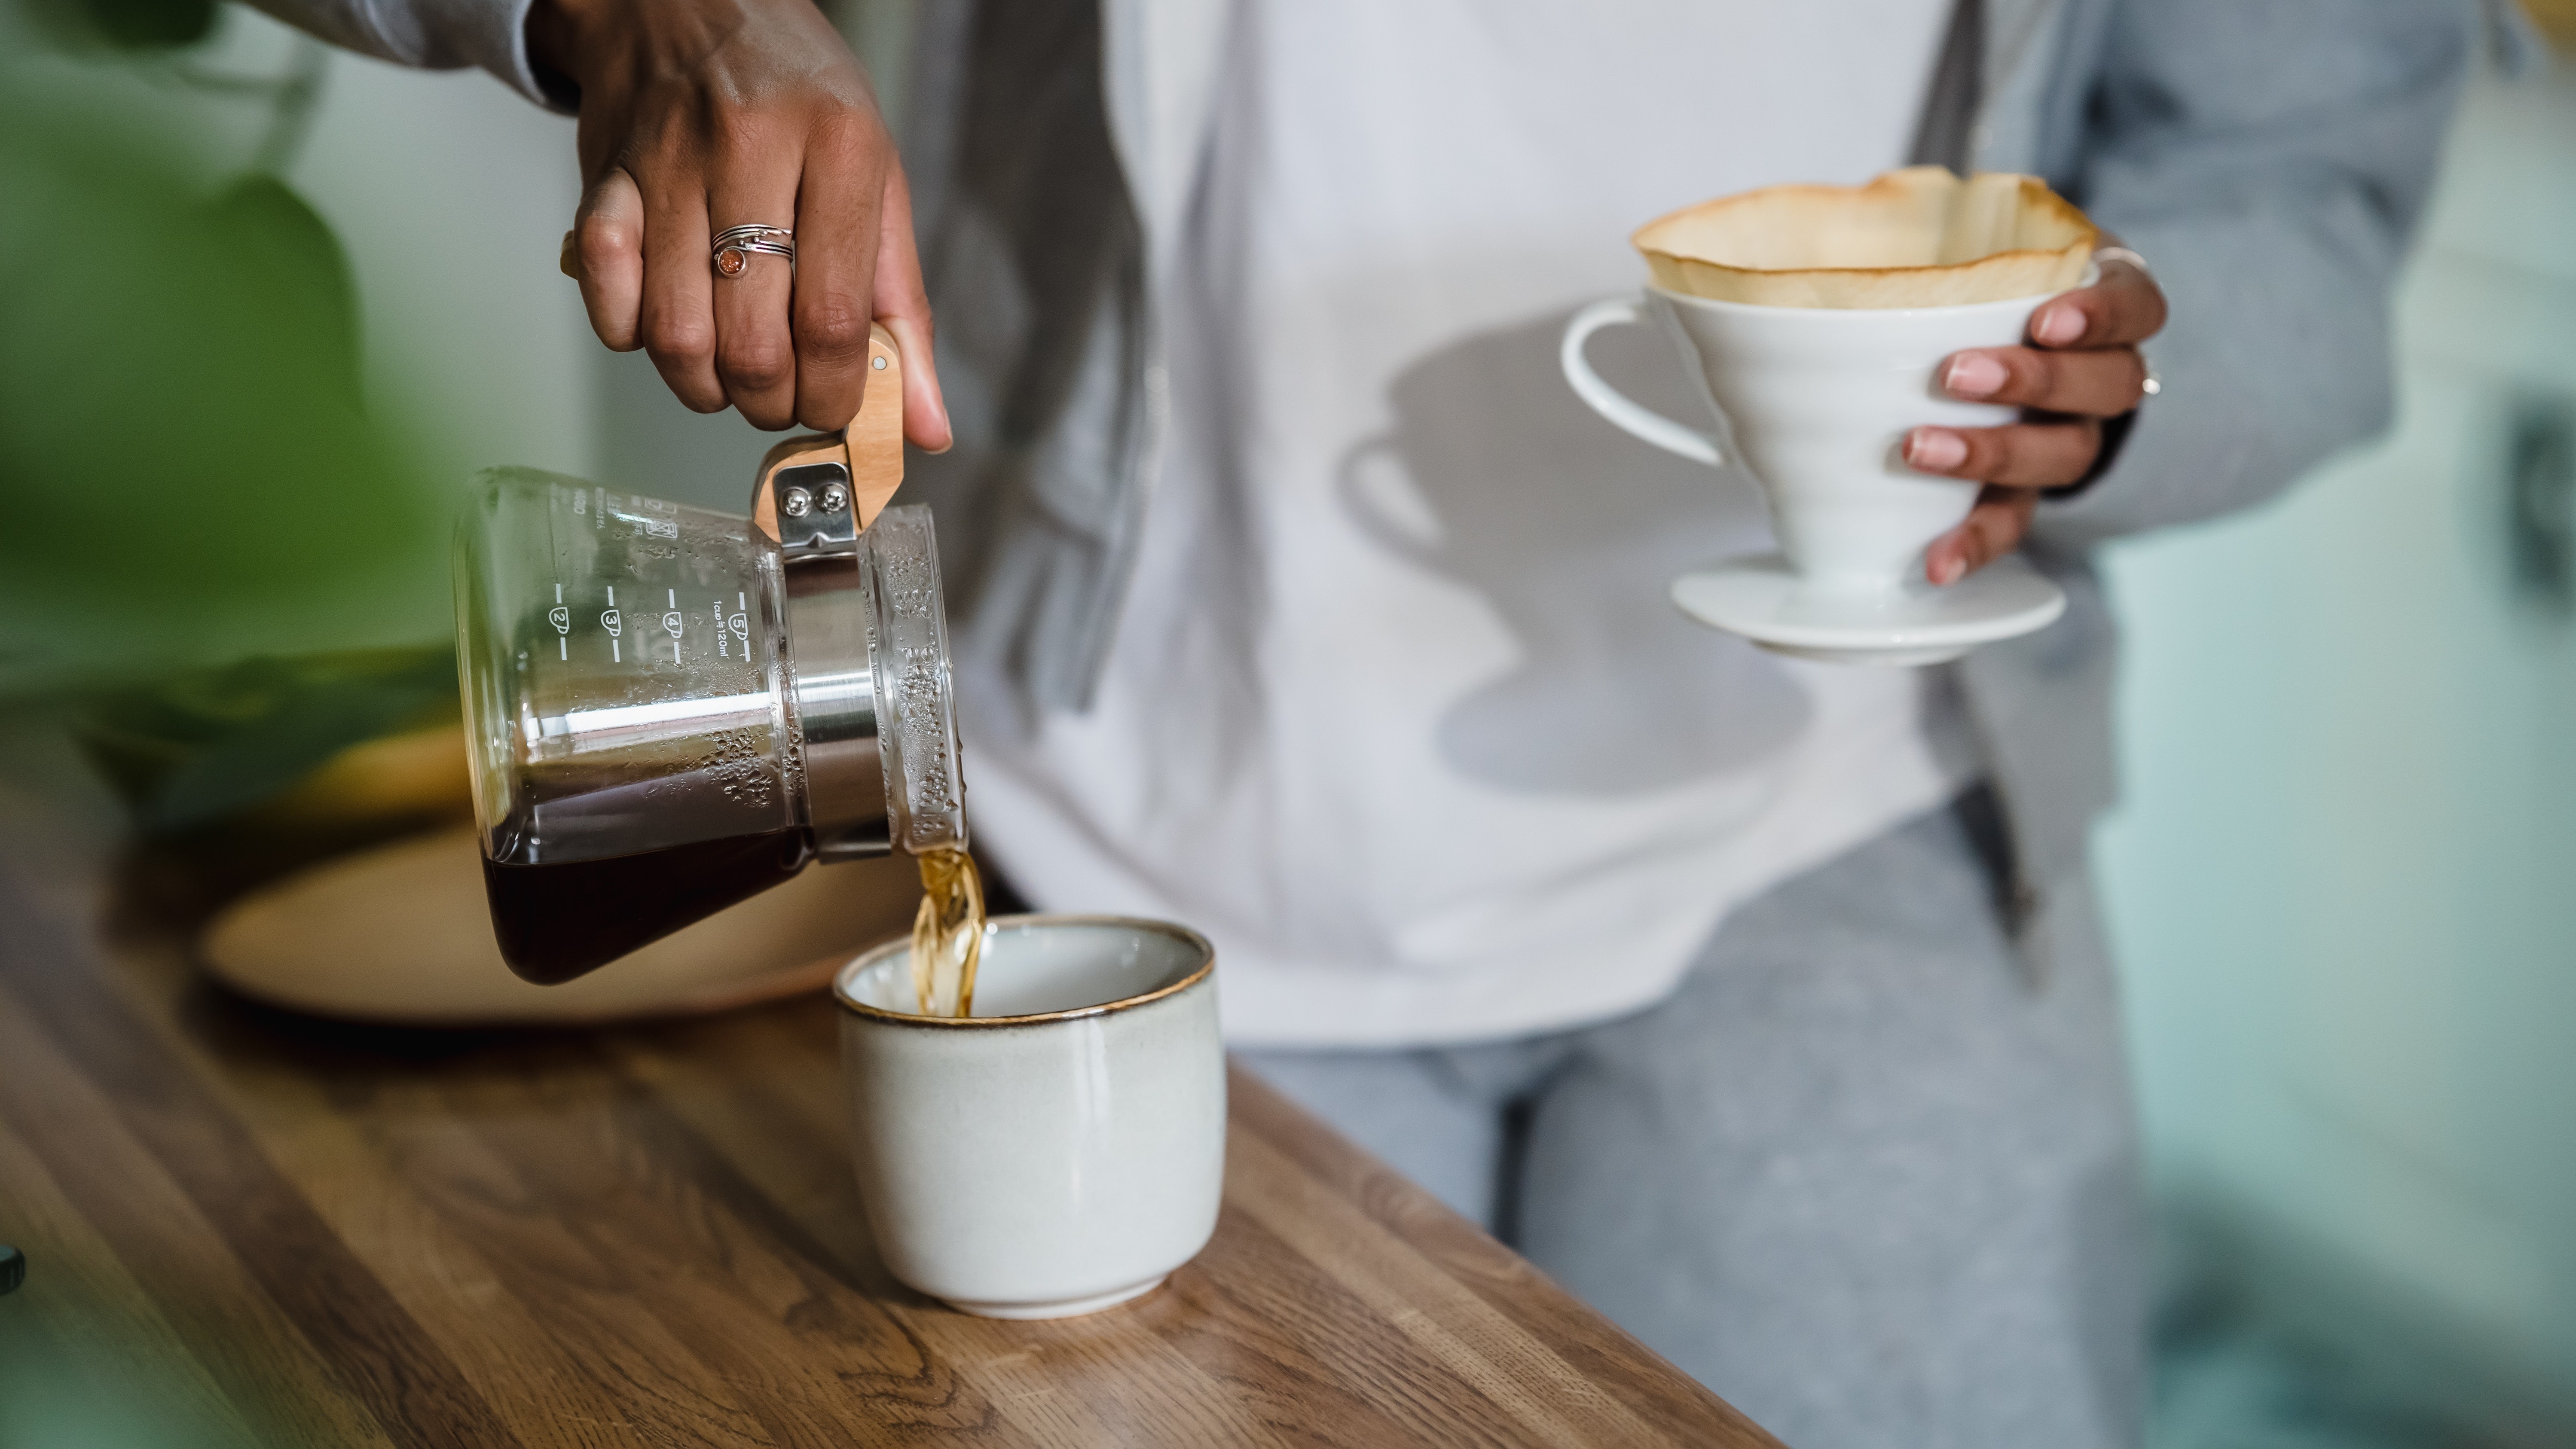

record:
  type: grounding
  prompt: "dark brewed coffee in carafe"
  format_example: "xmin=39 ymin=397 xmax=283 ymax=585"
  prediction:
xmin=482 ymin=833 xmax=813 ymax=984
xmin=478 ymin=764 xmax=818 ymax=983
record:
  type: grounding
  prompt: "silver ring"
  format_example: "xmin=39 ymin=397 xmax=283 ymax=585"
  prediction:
xmin=712 ymin=225 xmax=794 ymax=278
xmin=2092 ymin=245 xmax=2151 ymax=277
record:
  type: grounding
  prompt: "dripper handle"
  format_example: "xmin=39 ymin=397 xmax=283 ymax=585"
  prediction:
xmin=1561 ymin=297 xmax=1724 ymax=468
xmin=751 ymin=322 xmax=908 ymax=546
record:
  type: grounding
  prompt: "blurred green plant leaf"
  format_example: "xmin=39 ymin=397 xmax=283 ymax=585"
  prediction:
xmin=0 ymin=93 xmax=445 ymax=695
xmin=91 ymin=0 xmax=218 ymax=48
xmin=206 ymin=172 xmax=364 ymax=404
xmin=21 ymin=0 xmax=220 ymax=52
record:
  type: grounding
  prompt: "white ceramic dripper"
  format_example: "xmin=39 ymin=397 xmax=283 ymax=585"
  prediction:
xmin=1562 ymin=284 xmax=2057 ymax=597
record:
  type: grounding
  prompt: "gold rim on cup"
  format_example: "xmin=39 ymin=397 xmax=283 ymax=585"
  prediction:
xmin=832 ymin=913 xmax=1215 ymax=1028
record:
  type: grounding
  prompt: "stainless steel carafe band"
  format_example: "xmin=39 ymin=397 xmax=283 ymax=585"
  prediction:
xmin=786 ymin=555 xmax=892 ymax=859
xmin=759 ymin=451 xmax=893 ymax=860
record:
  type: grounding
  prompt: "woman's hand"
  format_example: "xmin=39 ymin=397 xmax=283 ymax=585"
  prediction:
xmin=531 ymin=0 xmax=950 ymax=446
xmin=1905 ymin=251 xmax=2165 ymax=583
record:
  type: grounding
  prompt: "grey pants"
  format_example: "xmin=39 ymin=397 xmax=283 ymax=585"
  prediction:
xmin=1242 ymin=796 xmax=2147 ymax=1449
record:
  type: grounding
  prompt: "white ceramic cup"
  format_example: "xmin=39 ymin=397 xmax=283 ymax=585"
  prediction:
xmin=1561 ymin=283 xmax=2071 ymax=594
xmin=832 ymin=914 xmax=1224 ymax=1319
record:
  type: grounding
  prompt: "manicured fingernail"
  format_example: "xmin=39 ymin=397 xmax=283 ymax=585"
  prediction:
xmin=2034 ymin=305 xmax=2084 ymax=346
xmin=1943 ymin=353 xmax=2008 ymax=398
xmin=1930 ymin=555 xmax=1965 ymax=586
xmin=1907 ymin=427 xmax=1968 ymax=471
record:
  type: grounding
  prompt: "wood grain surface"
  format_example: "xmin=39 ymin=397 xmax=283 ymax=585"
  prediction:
xmin=0 ymin=738 xmax=1778 ymax=1448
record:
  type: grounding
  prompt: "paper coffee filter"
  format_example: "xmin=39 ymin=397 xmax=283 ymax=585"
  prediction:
xmin=1634 ymin=167 xmax=2098 ymax=309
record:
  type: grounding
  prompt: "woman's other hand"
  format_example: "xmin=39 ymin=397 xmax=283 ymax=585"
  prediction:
xmin=1905 ymin=250 xmax=2166 ymax=583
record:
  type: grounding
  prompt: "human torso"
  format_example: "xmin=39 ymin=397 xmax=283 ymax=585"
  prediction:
xmin=966 ymin=0 xmax=1965 ymax=1046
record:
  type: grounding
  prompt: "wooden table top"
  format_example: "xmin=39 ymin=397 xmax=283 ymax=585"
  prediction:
xmin=0 ymin=743 xmax=1777 ymax=1448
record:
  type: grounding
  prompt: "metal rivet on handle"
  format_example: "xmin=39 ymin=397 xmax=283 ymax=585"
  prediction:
xmin=782 ymin=488 xmax=813 ymax=518
xmin=872 ymin=356 xmax=888 ymax=371
xmin=819 ymin=483 xmax=850 ymax=514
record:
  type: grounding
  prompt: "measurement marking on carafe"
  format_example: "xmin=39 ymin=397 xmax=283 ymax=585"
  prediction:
xmin=547 ymin=590 xmax=572 ymax=660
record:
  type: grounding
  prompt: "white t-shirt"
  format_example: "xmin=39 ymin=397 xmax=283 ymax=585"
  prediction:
xmin=966 ymin=0 xmax=1969 ymax=1046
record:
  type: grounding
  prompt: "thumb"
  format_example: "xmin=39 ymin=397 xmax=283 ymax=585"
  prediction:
xmin=568 ymin=167 xmax=646 ymax=352
xmin=871 ymin=167 xmax=951 ymax=453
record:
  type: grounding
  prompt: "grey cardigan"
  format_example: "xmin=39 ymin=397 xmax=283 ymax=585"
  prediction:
xmin=899 ymin=0 xmax=2478 ymax=977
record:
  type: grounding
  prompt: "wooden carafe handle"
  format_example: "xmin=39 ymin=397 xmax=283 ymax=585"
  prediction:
xmin=750 ymin=322 xmax=906 ymax=545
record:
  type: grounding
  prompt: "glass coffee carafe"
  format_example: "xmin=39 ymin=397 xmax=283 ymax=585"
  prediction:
xmin=452 ymin=326 xmax=960 ymax=983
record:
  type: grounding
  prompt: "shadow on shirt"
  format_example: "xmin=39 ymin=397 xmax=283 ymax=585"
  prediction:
xmin=1335 ymin=306 xmax=1814 ymax=797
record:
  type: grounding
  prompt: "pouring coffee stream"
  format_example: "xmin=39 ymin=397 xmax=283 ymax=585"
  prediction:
xmin=453 ymin=323 xmax=985 ymax=1009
